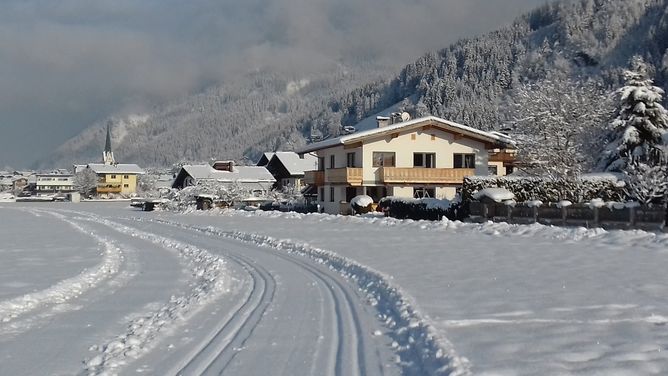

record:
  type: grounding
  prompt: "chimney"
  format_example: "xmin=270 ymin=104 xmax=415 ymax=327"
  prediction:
xmin=376 ymin=116 xmax=390 ymax=128
xmin=212 ymin=160 xmax=235 ymax=172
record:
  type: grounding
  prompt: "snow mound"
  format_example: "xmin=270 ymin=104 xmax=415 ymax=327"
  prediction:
xmin=472 ymin=188 xmax=514 ymax=202
xmin=350 ymin=195 xmax=373 ymax=208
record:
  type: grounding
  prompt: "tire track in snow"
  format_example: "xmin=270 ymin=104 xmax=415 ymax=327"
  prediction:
xmin=0 ymin=209 xmax=123 ymax=325
xmin=143 ymin=217 xmax=458 ymax=375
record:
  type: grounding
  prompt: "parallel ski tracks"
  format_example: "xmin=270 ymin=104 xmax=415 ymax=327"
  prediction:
xmin=136 ymin=218 xmax=385 ymax=376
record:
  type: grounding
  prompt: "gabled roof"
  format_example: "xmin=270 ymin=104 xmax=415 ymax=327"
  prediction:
xmin=87 ymin=163 xmax=145 ymax=174
xmin=181 ymin=165 xmax=275 ymax=183
xmin=256 ymin=152 xmax=275 ymax=166
xmin=295 ymin=116 xmax=516 ymax=154
xmin=268 ymin=152 xmax=318 ymax=176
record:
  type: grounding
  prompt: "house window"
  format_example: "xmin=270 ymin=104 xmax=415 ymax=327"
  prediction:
xmin=123 ymin=184 xmax=129 ymax=188
xmin=346 ymin=152 xmax=356 ymax=168
xmin=319 ymin=187 xmax=325 ymax=202
xmin=318 ymin=157 xmax=325 ymax=171
xmin=414 ymin=187 xmax=435 ymax=199
xmin=488 ymin=165 xmax=498 ymax=175
xmin=414 ymin=153 xmax=436 ymax=168
xmin=329 ymin=186 xmax=335 ymax=202
xmin=329 ymin=155 xmax=335 ymax=169
xmin=372 ymin=152 xmax=396 ymax=167
xmin=123 ymin=175 xmax=129 ymax=179
xmin=454 ymin=153 xmax=475 ymax=168
xmin=110 ymin=175 xmax=117 ymax=179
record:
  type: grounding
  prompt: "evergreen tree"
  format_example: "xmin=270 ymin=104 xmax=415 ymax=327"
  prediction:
xmin=599 ymin=56 xmax=668 ymax=172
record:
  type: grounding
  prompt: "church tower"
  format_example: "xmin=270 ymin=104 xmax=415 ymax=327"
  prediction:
xmin=103 ymin=122 xmax=115 ymax=165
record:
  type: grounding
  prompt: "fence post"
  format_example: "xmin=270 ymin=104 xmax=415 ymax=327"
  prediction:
xmin=533 ymin=206 xmax=538 ymax=223
xmin=561 ymin=206 xmax=567 ymax=226
xmin=482 ymin=203 xmax=488 ymax=220
xmin=629 ymin=205 xmax=636 ymax=227
xmin=593 ymin=207 xmax=599 ymax=228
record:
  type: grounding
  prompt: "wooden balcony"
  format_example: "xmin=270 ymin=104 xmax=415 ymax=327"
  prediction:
xmin=97 ymin=184 xmax=122 ymax=193
xmin=304 ymin=170 xmax=324 ymax=186
xmin=380 ymin=167 xmax=474 ymax=184
xmin=325 ymin=168 xmax=363 ymax=186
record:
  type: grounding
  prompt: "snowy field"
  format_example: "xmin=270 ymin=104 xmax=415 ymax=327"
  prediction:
xmin=1 ymin=202 xmax=667 ymax=375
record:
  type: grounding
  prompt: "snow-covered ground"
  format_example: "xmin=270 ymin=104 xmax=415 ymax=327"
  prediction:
xmin=1 ymin=202 xmax=667 ymax=375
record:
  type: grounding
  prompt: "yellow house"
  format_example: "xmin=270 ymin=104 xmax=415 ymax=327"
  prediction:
xmin=297 ymin=115 xmax=517 ymax=214
xmin=87 ymin=163 xmax=144 ymax=196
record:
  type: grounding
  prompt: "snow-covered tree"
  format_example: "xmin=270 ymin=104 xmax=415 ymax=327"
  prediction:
xmin=598 ymin=56 xmax=668 ymax=172
xmin=73 ymin=168 xmax=98 ymax=197
xmin=623 ymin=161 xmax=668 ymax=204
xmin=507 ymin=76 xmax=613 ymax=179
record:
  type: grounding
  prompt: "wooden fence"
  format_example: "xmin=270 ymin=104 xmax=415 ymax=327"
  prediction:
xmin=469 ymin=202 xmax=667 ymax=231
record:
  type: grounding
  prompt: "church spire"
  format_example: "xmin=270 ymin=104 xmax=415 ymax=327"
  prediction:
xmin=103 ymin=122 xmax=115 ymax=165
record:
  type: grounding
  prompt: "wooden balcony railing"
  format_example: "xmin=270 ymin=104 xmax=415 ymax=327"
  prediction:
xmin=380 ymin=167 xmax=474 ymax=184
xmin=303 ymin=170 xmax=325 ymax=186
xmin=325 ymin=168 xmax=363 ymax=186
xmin=97 ymin=184 xmax=122 ymax=193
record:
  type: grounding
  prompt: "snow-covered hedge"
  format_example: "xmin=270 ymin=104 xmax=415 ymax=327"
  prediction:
xmin=462 ymin=175 xmax=627 ymax=204
xmin=379 ymin=196 xmax=459 ymax=221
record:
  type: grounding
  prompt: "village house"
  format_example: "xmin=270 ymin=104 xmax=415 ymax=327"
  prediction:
xmin=34 ymin=173 xmax=76 ymax=195
xmin=263 ymin=152 xmax=318 ymax=193
xmin=79 ymin=123 xmax=145 ymax=196
xmin=172 ymin=161 xmax=275 ymax=197
xmin=296 ymin=115 xmax=517 ymax=214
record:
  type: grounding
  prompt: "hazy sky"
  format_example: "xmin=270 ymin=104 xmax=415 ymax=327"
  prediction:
xmin=0 ymin=0 xmax=546 ymax=169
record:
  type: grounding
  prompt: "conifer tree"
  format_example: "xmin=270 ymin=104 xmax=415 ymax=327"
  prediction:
xmin=599 ymin=56 xmax=668 ymax=172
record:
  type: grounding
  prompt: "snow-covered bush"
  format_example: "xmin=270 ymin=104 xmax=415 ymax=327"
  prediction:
xmin=379 ymin=196 xmax=458 ymax=221
xmin=463 ymin=175 xmax=627 ymax=204
xmin=350 ymin=195 xmax=374 ymax=214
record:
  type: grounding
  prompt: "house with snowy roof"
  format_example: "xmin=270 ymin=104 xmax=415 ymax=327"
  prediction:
xmin=256 ymin=152 xmax=275 ymax=167
xmin=296 ymin=115 xmax=517 ymax=214
xmin=81 ymin=123 xmax=145 ymax=196
xmin=171 ymin=161 xmax=275 ymax=197
xmin=264 ymin=152 xmax=318 ymax=193
xmin=34 ymin=172 xmax=76 ymax=194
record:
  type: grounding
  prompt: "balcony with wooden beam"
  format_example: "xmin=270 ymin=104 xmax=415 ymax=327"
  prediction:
xmin=303 ymin=170 xmax=325 ymax=186
xmin=380 ymin=167 xmax=474 ymax=184
xmin=325 ymin=168 xmax=363 ymax=186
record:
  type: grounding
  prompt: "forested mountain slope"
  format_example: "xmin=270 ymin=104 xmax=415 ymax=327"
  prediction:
xmin=42 ymin=0 xmax=668 ymax=168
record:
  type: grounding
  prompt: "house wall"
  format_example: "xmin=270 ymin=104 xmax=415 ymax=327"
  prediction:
xmin=488 ymin=161 xmax=507 ymax=176
xmin=361 ymin=127 xmax=489 ymax=182
xmin=310 ymin=126 xmax=494 ymax=214
xmin=99 ymin=173 xmax=138 ymax=194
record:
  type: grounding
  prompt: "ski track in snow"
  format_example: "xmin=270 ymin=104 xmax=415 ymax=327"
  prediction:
xmin=58 ymin=211 xmax=233 ymax=376
xmin=0 ymin=209 xmax=123 ymax=326
xmin=141 ymin=217 xmax=471 ymax=376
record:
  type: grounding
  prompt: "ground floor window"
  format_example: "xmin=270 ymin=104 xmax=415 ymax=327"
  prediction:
xmin=488 ymin=165 xmax=498 ymax=175
xmin=319 ymin=187 xmax=325 ymax=202
xmin=329 ymin=186 xmax=335 ymax=202
xmin=413 ymin=187 xmax=435 ymax=199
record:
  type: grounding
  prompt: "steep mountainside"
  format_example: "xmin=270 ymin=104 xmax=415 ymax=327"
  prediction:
xmin=43 ymin=0 xmax=668 ymax=168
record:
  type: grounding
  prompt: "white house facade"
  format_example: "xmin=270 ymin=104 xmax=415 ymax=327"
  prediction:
xmin=296 ymin=115 xmax=517 ymax=214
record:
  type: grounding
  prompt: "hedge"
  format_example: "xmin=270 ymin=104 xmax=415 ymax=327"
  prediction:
xmin=462 ymin=175 xmax=627 ymax=204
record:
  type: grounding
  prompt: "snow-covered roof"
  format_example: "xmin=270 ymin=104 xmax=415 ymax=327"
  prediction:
xmin=296 ymin=116 xmax=517 ymax=154
xmin=269 ymin=152 xmax=318 ymax=176
xmin=87 ymin=163 xmax=145 ymax=174
xmin=182 ymin=165 xmax=275 ymax=183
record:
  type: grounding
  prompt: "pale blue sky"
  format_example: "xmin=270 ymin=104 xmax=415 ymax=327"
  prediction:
xmin=0 ymin=0 xmax=547 ymax=168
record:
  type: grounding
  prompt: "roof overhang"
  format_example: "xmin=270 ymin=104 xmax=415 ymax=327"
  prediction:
xmin=296 ymin=116 xmax=516 ymax=154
